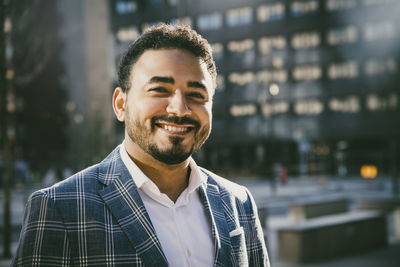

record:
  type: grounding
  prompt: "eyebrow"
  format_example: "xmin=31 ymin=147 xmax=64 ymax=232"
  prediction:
xmin=149 ymin=76 xmax=174 ymax=84
xmin=148 ymin=76 xmax=207 ymax=91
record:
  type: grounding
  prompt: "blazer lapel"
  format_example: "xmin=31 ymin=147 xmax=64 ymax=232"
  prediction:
xmin=199 ymin=180 xmax=232 ymax=266
xmin=97 ymin=149 xmax=168 ymax=267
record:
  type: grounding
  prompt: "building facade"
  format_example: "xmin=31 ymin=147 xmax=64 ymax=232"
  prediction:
xmin=108 ymin=0 xmax=400 ymax=177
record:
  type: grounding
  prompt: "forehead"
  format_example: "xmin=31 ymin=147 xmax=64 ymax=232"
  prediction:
xmin=130 ymin=49 xmax=214 ymax=87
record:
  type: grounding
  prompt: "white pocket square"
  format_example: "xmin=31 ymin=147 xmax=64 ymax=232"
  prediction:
xmin=229 ymin=227 xmax=244 ymax=237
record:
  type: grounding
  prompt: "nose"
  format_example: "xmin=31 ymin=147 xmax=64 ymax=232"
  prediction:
xmin=166 ymin=89 xmax=192 ymax=117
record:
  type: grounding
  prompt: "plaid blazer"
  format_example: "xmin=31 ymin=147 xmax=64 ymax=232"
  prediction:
xmin=13 ymin=147 xmax=270 ymax=266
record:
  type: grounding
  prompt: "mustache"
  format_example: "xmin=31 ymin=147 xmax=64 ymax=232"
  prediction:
xmin=151 ymin=115 xmax=201 ymax=129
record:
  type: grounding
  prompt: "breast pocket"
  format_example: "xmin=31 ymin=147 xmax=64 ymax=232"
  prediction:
xmin=229 ymin=227 xmax=249 ymax=267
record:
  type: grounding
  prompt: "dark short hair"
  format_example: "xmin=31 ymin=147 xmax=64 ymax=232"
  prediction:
xmin=118 ymin=23 xmax=217 ymax=91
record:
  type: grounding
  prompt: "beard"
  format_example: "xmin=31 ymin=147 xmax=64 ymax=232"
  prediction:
xmin=125 ymin=110 xmax=210 ymax=165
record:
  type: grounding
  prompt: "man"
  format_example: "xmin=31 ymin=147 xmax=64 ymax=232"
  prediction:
xmin=14 ymin=24 xmax=269 ymax=267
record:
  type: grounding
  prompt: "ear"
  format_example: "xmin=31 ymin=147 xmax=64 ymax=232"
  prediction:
xmin=113 ymin=87 xmax=126 ymax=122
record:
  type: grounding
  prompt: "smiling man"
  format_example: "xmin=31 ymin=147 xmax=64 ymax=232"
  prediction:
xmin=14 ymin=24 xmax=270 ymax=267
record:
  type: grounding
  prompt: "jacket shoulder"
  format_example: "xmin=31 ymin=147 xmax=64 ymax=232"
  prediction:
xmin=201 ymin=168 xmax=250 ymax=203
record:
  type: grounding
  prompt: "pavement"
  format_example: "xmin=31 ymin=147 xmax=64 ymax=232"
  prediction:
xmin=1 ymin=176 xmax=400 ymax=266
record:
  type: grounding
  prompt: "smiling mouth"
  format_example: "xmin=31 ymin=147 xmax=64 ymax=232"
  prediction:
xmin=155 ymin=122 xmax=195 ymax=135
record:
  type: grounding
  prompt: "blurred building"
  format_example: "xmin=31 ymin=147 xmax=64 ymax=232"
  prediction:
xmin=57 ymin=0 xmax=116 ymax=170
xmin=108 ymin=0 xmax=400 ymax=177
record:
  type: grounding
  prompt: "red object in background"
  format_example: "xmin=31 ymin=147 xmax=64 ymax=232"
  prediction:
xmin=280 ymin=167 xmax=288 ymax=184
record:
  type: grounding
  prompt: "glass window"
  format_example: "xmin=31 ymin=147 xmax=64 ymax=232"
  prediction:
xmin=116 ymin=26 xmax=140 ymax=42
xmin=197 ymin=13 xmax=222 ymax=31
xmin=226 ymin=7 xmax=253 ymax=27
xmin=257 ymin=3 xmax=285 ymax=22
xmin=228 ymin=72 xmax=255 ymax=86
xmin=228 ymin=39 xmax=255 ymax=67
xmin=327 ymin=26 xmax=358 ymax=46
xmin=291 ymin=0 xmax=319 ymax=17
xmin=141 ymin=21 xmax=161 ymax=32
xmin=258 ymin=36 xmax=286 ymax=52
xmin=365 ymin=58 xmax=397 ymax=76
xmin=115 ymin=0 xmax=137 ymax=14
xmin=366 ymin=94 xmax=398 ymax=111
xmin=216 ymin=75 xmax=225 ymax=91
xmin=363 ymin=21 xmax=395 ymax=42
xmin=326 ymin=0 xmax=357 ymax=11
xmin=211 ymin=43 xmax=224 ymax=62
xmin=168 ymin=0 xmax=179 ymax=6
xmin=328 ymin=61 xmax=358 ymax=79
xmin=257 ymin=69 xmax=288 ymax=84
xmin=329 ymin=96 xmax=360 ymax=113
xmin=291 ymin=31 xmax=320 ymax=49
xmin=294 ymin=99 xmax=324 ymax=115
xmin=258 ymin=36 xmax=287 ymax=68
xmin=294 ymin=49 xmax=320 ymax=65
xmin=230 ymin=103 xmax=257 ymax=117
xmin=293 ymin=64 xmax=322 ymax=81
xmin=170 ymin=17 xmax=192 ymax=27
xmin=261 ymin=101 xmax=290 ymax=117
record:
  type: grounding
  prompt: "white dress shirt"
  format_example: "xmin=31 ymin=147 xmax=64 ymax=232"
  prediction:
xmin=119 ymin=143 xmax=214 ymax=267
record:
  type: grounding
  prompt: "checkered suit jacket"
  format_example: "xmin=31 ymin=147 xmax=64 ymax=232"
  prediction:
xmin=13 ymin=147 xmax=270 ymax=266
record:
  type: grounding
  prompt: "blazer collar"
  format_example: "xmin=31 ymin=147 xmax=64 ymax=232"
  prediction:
xmin=199 ymin=172 xmax=232 ymax=266
xmin=97 ymin=148 xmax=168 ymax=267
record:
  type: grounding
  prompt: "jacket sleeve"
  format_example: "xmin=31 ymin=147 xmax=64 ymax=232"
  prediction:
xmin=13 ymin=190 xmax=72 ymax=266
xmin=245 ymin=188 xmax=270 ymax=267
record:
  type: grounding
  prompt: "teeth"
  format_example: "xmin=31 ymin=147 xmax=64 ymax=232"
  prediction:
xmin=163 ymin=125 xmax=188 ymax=132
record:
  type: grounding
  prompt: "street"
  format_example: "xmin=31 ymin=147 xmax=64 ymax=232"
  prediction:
xmin=1 ymin=175 xmax=399 ymax=266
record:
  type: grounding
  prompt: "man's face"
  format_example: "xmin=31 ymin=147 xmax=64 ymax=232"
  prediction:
xmin=124 ymin=49 xmax=214 ymax=164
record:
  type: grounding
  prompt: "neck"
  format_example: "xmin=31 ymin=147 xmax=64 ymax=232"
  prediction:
xmin=125 ymin=139 xmax=191 ymax=202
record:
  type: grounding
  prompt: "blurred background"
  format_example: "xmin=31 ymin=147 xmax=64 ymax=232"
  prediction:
xmin=1 ymin=0 xmax=400 ymax=266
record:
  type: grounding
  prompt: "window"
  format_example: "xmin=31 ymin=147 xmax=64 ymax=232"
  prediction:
xmin=258 ymin=36 xmax=287 ymax=68
xmin=216 ymin=75 xmax=225 ymax=91
xmin=293 ymin=65 xmax=322 ymax=81
xmin=294 ymin=49 xmax=320 ymax=65
xmin=257 ymin=3 xmax=285 ymax=22
xmin=116 ymin=26 xmax=139 ymax=42
xmin=291 ymin=31 xmax=320 ymax=49
xmin=291 ymin=0 xmax=319 ymax=17
xmin=363 ymin=21 xmax=395 ymax=42
xmin=226 ymin=7 xmax=253 ymax=27
xmin=197 ymin=13 xmax=222 ymax=31
xmin=261 ymin=101 xmax=290 ymax=117
xmin=328 ymin=61 xmax=358 ymax=79
xmin=327 ymin=26 xmax=358 ymax=45
xmin=365 ymin=58 xmax=397 ymax=76
xmin=326 ymin=0 xmax=357 ymax=11
xmin=115 ymin=0 xmax=137 ymax=14
xmin=211 ymin=43 xmax=224 ymax=62
xmin=168 ymin=0 xmax=179 ymax=6
xmin=230 ymin=104 xmax=257 ymax=117
xmin=258 ymin=36 xmax=286 ymax=52
xmin=170 ymin=17 xmax=192 ymax=27
xmin=228 ymin=39 xmax=255 ymax=67
xmin=228 ymin=72 xmax=255 ymax=86
xmin=366 ymin=94 xmax=398 ymax=111
xmin=141 ymin=21 xmax=161 ymax=32
xmin=329 ymin=96 xmax=360 ymax=113
xmin=257 ymin=69 xmax=288 ymax=84
xmin=294 ymin=99 xmax=324 ymax=115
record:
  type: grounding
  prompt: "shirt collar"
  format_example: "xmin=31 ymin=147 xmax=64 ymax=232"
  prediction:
xmin=119 ymin=141 xmax=206 ymax=193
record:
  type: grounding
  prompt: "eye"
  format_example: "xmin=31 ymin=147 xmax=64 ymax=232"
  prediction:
xmin=188 ymin=92 xmax=206 ymax=100
xmin=149 ymin=87 xmax=169 ymax=94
